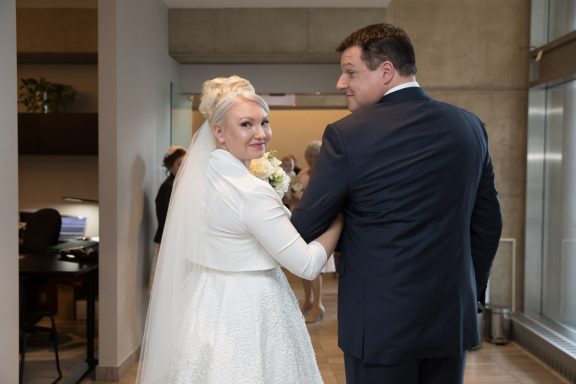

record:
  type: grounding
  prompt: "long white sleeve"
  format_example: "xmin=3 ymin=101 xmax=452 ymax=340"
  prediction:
xmin=242 ymin=185 xmax=328 ymax=280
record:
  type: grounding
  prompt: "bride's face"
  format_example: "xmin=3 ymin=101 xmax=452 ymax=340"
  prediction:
xmin=213 ymin=98 xmax=271 ymax=165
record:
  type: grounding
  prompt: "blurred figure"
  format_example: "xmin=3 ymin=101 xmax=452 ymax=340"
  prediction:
xmin=290 ymin=154 xmax=302 ymax=174
xmin=281 ymin=155 xmax=296 ymax=177
xmin=292 ymin=141 xmax=336 ymax=323
xmin=151 ymin=145 xmax=186 ymax=288
xmin=281 ymin=155 xmax=298 ymax=209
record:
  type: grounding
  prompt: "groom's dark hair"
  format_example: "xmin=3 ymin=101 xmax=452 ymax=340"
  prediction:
xmin=336 ymin=23 xmax=417 ymax=76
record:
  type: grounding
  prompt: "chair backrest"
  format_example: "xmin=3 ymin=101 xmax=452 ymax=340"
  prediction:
xmin=21 ymin=208 xmax=62 ymax=253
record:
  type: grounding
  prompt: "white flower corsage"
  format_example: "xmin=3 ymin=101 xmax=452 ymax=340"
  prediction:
xmin=249 ymin=152 xmax=290 ymax=198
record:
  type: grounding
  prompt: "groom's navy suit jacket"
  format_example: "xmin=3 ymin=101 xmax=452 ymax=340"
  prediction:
xmin=291 ymin=87 xmax=502 ymax=365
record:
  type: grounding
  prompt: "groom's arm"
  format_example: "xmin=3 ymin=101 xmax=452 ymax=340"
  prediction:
xmin=291 ymin=124 xmax=349 ymax=242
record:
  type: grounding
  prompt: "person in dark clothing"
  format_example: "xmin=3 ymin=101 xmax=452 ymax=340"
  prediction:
xmin=291 ymin=23 xmax=502 ymax=384
xmin=150 ymin=145 xmax=186 ymax=288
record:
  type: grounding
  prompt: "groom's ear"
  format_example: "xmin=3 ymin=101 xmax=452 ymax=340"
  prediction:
xmin=380 ymin=61 xmax=394 ymax=84
xmin=212 ymin=124 xmax=225 ymax=145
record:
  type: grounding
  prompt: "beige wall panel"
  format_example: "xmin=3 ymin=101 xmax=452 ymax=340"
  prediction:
xmin=268 ymin=109 xmax=350 ymax=163
xmin=170 ymin=8 xmax=389 ymax=63
xmin=307 ymin=8 xmax=388 ymax=53
xmin=389 ymin=0 xmax=530 ymax=88
xmin=170 ymin=9 xmax=308 ymax=54
xmin=170 ymin=10 xmax=224 ymax=53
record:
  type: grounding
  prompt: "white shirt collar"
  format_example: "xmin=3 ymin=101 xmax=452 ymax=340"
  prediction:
xmin=384 ymin=81 xmax=421 ymax=96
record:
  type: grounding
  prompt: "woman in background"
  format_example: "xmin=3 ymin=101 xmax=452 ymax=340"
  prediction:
xmin=151 ymin=145 xmax=186 ymax=288
xmin=291 ymin=141 xmax=336 ymax=323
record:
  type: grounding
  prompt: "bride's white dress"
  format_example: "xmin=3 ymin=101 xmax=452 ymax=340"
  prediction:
xmin=169 ymin=266 xmax=322 ymax=383
xmin=139 ymin=149 xmax=328 ymax=384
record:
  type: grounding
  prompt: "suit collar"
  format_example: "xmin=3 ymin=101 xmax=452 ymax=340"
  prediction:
xmin=377 ymin=86 xmax=429 ymax=104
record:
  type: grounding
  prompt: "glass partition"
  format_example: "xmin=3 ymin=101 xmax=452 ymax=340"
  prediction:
xmin=531 ymin=0 xmax=576 ymax=46
xmin=549 ymin=0 xmax=576 ymax=41
xmin=170 ymin=83 xmax=193 ymax=148
xmin=525 ymin=0 xmax=576 ymax=338
xmin=541 ymin=80 xmax=576 ymax=330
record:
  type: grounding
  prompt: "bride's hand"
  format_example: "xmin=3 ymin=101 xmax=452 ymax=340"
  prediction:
xmin=314 ymin=213 xmax=343 ymax=257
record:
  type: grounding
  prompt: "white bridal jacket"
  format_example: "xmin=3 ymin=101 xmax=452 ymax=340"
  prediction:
xmin=194 ymin=149 xmax=328 ymax=278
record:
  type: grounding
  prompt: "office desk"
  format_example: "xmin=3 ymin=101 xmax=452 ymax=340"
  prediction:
xmin=20 ymin=252 xmax=98 ymax=383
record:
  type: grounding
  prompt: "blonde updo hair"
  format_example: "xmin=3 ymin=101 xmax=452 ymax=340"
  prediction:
xmin=198 ymin=75 xmax=270 ymax=127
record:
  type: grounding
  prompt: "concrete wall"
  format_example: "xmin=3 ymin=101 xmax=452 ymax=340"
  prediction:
xmin=178 ymin=63 xmax=343 ymax=93
xmin=170 ymin=8 xmax=388 ymax=63
xmin=98 ymin=0 xmax=178 ymax=379
xmin=0 ymin=1 xmax=20 ymax=382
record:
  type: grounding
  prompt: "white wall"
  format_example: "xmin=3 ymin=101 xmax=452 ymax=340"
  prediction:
xmin=98 ymin=0 xmax=178 ymax=376
xmin=0 ymin=0 xmax=20 ymax=382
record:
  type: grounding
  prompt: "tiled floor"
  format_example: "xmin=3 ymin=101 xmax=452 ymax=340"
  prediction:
xmin=23 ymin=272 xmax=570 ymax=383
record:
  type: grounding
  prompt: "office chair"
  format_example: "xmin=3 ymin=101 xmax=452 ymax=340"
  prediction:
xmin=20 ymin=208 xmax=62 ymax=254
xmin=19 ymin=208 xmax=63 ymax=312
xmin=19 ymin=208 xmax=63 ymax=382
xmin=19 ymin=279 xmax=63 ymax=384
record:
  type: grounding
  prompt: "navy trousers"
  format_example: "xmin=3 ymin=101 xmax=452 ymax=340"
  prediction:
xmin=344 ymin=353 xmax=466 ymax=384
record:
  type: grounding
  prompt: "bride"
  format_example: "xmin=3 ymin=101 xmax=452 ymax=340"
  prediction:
xmin=136 ymin=76 xmax=343 ymax=384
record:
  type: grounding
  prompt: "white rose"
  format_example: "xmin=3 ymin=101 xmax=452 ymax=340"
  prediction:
xmin=270 ymin=157 xmax=282 ymax=168
xmin=249 ymin=155 xmax=274 ymax=179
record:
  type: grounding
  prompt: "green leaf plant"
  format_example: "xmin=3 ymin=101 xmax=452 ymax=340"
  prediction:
xmin=18 ymin=78 xmax=77 ymax=113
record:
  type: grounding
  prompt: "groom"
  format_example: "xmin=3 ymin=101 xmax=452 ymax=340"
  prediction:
xmin=291 ymin=23 xmax=502 ymax=384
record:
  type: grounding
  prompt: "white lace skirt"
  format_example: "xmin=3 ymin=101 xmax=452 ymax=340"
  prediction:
xmin=168 ymin=266 xmax=323 ymax=384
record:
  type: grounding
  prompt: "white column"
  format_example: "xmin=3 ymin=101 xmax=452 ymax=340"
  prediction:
xmin=0 ymin=0 xmax=20 ymax=383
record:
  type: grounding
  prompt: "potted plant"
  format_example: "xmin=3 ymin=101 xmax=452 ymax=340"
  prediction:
xmin=18 ymin=78 xmax=77 ymax=113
